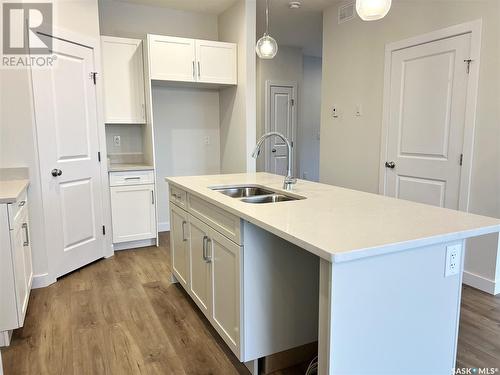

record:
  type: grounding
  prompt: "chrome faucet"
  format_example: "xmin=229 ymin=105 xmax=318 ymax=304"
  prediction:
xmin=251 ymin=132 xmax=297 ymax=191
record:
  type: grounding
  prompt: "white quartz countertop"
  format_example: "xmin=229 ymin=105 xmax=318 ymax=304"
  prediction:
xmin=0 ymin=179 xmax=29 ymax=204
xmin=166 ymin=173 xmax=500 ymax=263
xmin=108 ymin=163 xmax=154 ymax=172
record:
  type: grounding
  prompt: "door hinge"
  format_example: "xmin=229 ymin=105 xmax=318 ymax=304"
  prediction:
xmin=290 ymin=99 xmax=295 ymax=106
xmin=464 ymin=59 xmax=473 ymax=74
xmin=102 ymin=225 xmax=106 ymax=235
xmin=291 ymin=140 xmax=294 ymax=147
xmin=98 ymin=151 xmax=101 ymax=162
xmin=460 ymin=153 xmax=463 ymax=166
xmin=90 ymin=72 xmax=98 ymax=84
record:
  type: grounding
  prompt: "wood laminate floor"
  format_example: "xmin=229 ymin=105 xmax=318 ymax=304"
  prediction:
xmin=1 ymin=233 xmax=499 ymax=374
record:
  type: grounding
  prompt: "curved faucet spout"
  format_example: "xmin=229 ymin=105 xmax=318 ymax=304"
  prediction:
xmin=252 ymin=132 xmax=296 ymax=190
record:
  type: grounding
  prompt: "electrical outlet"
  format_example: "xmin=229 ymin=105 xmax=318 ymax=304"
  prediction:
xmin=113 ymin=135 xmax=121 ymax=147
xmin=332 ymin=106 xmax=339 ymax=118
xmin=355 ymin=104 xmax=363 ymax=117
xmin=204 ymin=136 xmax=210 ymax=145
xmin=445 ymin=243 xmax=462 ymax=277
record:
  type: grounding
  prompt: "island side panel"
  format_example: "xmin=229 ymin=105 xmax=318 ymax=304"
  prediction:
xmin=328 ymin=240 xmax=465 ymax=374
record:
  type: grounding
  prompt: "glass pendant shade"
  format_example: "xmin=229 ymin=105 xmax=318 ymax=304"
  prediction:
xmin=356 ymin=0 xmax=392 ymax=21
xmin=256 ymin=34 xmax=278 ymax=59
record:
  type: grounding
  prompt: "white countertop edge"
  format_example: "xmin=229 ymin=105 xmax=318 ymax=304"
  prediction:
xmin=166 ymin=178 xmax=500 ymax=264
xmin=0 ymin=180 xmax=30 ymax=204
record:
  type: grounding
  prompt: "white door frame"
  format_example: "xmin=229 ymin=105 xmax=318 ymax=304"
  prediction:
xmin=379 ymin=19 xmax=482 ymax=212
xmin=31 ymin=26 xmax=113 ymax=285
xmin=264 ymin=80 xmax=298 ymax=175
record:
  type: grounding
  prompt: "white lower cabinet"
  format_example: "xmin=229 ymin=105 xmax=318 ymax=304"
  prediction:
xmin=170 ymin=204 xmax=189 ymax=288
xmin=1 ymin=190 xmax=33 ymax=346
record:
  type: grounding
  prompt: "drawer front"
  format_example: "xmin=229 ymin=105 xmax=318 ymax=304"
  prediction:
xmin=109 ymin=170 xmax=154 ymax=186
xmin=169 ymin=185 xmax=187 ymax=209
xmin=7 ymin=190 xmax=28 ymax=230
xmin=188 ymin=194 xmax=242 ymax=245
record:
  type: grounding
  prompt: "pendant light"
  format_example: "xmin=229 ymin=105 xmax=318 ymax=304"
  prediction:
xmin=356 ymin=0 xmax=392 ymax=21
xmin=256 ymin=0 xmax=278 ymax=59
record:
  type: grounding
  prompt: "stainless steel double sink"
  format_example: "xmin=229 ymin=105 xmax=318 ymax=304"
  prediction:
xmin=211 ymin=185 xmax=304 ymax=204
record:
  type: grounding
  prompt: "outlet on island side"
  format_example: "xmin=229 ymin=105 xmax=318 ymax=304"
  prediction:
xmin=445 ymin=243 xmax=462 ymax=277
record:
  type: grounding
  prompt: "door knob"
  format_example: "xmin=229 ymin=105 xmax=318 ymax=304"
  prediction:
xmin=51 ymin=169 xmax=63 ymax=177
xmin=385 ymin=161 xmax=396 ymax=169
xmin=272 ymin=149 xmax=277 ymax=153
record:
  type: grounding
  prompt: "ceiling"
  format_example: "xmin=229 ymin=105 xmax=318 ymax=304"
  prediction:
xmin=256 ymin=0 xmax=328 ymax=57
xmin=107 ymin=0 xmax=239 ymax=14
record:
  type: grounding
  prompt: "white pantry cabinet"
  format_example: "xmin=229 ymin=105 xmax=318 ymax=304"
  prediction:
xmin=147 ymin=34 xmax=237 ymax=85
xmin=109 ymin=171 xmax=156 ymax=245
xmin=101 ymin=36 xmax=146 ymax=124
xmin=0 ymin=189 xmax=33 ymax=346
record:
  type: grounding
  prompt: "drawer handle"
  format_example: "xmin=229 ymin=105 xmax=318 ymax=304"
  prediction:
xmin=18 ymin=200 xmax=26 ymax=207
xmin=206 ymin=237 xmax=213 ymax=263
xmin=172 ymin=192 xmax=181 ymax=200
xmin=182 ymin=220 xmax=187 ymax=241
xmin=22 ymin=223 xmax=29 ymax=246
xmin=202 ymin=235 xmax=208 ymax=261
xmin=124 ymin=177 xmax=141 ymax=181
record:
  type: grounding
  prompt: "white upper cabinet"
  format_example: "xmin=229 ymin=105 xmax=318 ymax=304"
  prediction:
xmin=196 ymin=40 xmax=237 ymax=85
xmin=148 ymin=35 xmax=196 ymax=82
xmin=147 ymin=34 xmax=237 ymax=86
xmin=101 ymin=36 xmax=146 ymax=124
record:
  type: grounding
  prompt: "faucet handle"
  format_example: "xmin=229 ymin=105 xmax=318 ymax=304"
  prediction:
xmin=283 ymin=176 xmax=297 ymax=190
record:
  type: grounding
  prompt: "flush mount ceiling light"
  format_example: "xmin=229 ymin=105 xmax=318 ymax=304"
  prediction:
xmin=289 ymin=1 xmax=301 ymax=9
xmin=256 ymin=0 xmax=278 ymax=59
xmin=356 ymin=0 xmax=392 ymax=21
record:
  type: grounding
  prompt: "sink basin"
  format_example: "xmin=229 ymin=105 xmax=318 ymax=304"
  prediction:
xmin=212 ymin=186 xmax=275 ymax=198
xmin=241 ymin=194 xmax=300 ymax=204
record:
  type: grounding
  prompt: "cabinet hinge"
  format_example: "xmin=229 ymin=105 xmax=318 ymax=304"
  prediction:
xmin=98 ymin=151 xmax=101 ymax=162
xmin=102 ymin=225 xmax=106 ymax=235
xmin=90 ymin=72 xmax=98 ymax=84
xmin=290 ymin=98 xmax=295 ymax=106
xmin=464 ymin=59 xmax=473 ymax=74
xmin=460 ymin=153 xmax=463 ymax=166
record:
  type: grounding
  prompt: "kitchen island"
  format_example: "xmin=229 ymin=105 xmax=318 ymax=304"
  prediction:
xmin=166 ymin=172 xmax=500 ymax=374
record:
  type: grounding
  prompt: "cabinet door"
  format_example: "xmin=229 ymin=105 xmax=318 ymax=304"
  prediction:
xmin=110 ymin=184 xmax=156 ymax=243
xmin=11 ymin=207 xmax=30 ymax=325
xmin=188 ymin=215 xmax=211 ymax=317
xmin=148 ymin=35 xmax=196 ymax=82
xmin=210 ymin=229 xmax=241 ymax=356
xmin=170 ymin=204 xmax=189 ymax=288
xmin=101 ymin=36 xmax=146 ymax=124
xmin=195 ymin=40 xmax=237 ymax=85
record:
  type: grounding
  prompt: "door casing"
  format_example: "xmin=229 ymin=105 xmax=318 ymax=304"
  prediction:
xmin=379 ymin=20 xmax=482 ymax=212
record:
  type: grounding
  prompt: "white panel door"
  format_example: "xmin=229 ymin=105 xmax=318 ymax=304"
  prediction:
xmin=32 ymin=37 xmax=105 ymax=278
xmin=188 ymin=214 xmax=211 ymax=317
xmin=210 ymin=228 xmax=241 ymax=356
xmin=148 ymin=35 xmax=196 ymax=82
xmin=101 ymin=36 xmax=146 ymax=124
xmin=195 ymin=40 xmax=237 ymax=85
xmin=384 ymin=34 xmax=471 ymax=209
xmin=266 ymin=84 xmax=296 ymax=176
xmin=110 ymin=185 xmax=156 ymax=243
xmin=170 ymin=204 xmax=190 ymax=288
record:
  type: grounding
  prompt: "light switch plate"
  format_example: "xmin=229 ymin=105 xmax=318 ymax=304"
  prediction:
xmin=445 ymin=243 xmax=462 ymax=277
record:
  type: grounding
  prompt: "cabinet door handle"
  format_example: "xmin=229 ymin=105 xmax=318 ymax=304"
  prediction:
xmin=206 ymin=237 xmax=213 ymax=263
xmin=197 ymin=61 xmax=201 ymax=78
xmin=22 ymin=223 xmax=29 ymax=246
xmin=181 ymin=220 xmax=187 ymax=241
xmin=151 ymin=190 xmax=155 ymax=205
xmin=18 ymin=200 xmax=26 ymax=207
xmin=192 ymin=61 xmax=195 ymax=79
xmin=202 ymin=235 xmax=208 ymax=261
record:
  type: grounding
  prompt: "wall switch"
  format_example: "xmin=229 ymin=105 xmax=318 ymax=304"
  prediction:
xmin=445 ymin=243 xmax=462 ymax=277
xmin=204 ymin=136 xmax=210 ymax=145
xmin=113 ymin=135 xmax=121 ymax=147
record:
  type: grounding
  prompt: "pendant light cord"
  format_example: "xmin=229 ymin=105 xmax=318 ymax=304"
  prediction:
xmin=265 ymin=0 xmax=270 ymax=35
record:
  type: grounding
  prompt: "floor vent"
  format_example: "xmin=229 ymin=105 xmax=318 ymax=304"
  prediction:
xmin=338 ymin=2 xmax=355 ymax=24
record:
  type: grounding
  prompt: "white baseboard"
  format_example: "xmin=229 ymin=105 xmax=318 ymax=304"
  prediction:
xmin=158 ymin=221 xmax=170 ymax=232
xmin=32 ymin=273 xmax=56 ymax=289
xmin=463 ymin=271 xmax=499 ymax=295
xmin=113 ymin=238 xmax=156 ymax=251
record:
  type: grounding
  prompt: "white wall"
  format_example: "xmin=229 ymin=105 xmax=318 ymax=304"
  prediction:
xmin=320 ymin=1 xmax=500 ymax=293
xmin=299 ymin=56 xmax=321 ymax=182
xmin=98 ymin=0 xmax=218 ymax=40
xmin=218 ymin=0 xmax=257 ymax=173
xmin=153 ymin=87 xmax=221 ymax=230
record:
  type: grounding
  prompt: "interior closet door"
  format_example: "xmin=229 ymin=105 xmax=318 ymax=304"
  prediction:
xmin=32 ymin=36 xmax=105 ymax=278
